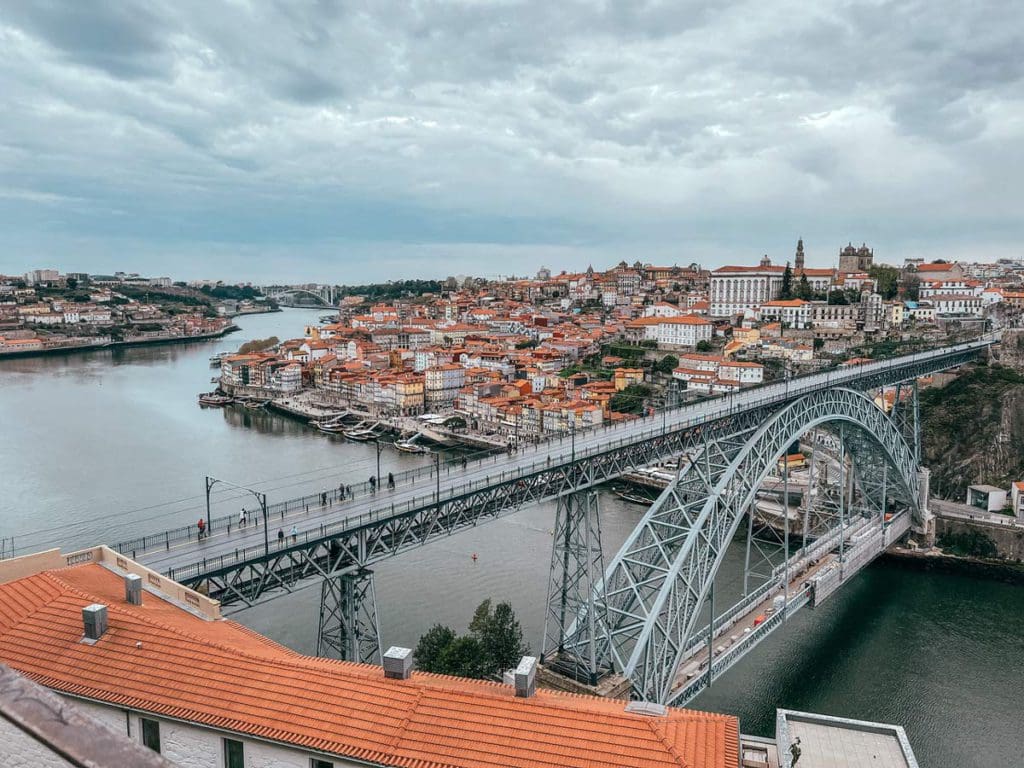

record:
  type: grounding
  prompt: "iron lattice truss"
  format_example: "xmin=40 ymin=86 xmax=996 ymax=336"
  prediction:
xmin=171 ymin=346 xmax=978 ymax=611
xmin=316 ymin=568 xmax=382 ymax=665
xmin=563 ymin=387 xmax=921 ymax=703
xmin=541 ymin=491 xmax=608 ymax=685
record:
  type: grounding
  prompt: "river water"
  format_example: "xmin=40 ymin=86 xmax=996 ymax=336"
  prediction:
xmin=0 ymin=308 xmax=1019 ymax=766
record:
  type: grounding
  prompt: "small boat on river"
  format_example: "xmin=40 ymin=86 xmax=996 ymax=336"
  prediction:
xmin=395 ymin=433 xmax=431 ymax=454
xmin=318 ymin=421 xmax=349 ymax=434
xmin=615 ymin=488 xmax=654 ymax=506
xmin=344 ymin=421 xmax=387 ymax=441
xmin=198 ymin=391 xmax=233 ymax=407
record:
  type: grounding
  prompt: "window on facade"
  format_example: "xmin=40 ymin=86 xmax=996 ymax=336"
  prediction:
xmin=140 ymin=717 xmax=160 ymax=753
xmin=224 ymin=738 xmax=245 ymax=768
xmin=311 ymin=760 xmax=334 ymax=768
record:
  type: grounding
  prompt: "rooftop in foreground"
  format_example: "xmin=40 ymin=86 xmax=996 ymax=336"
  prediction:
xmin=776 ymin=709 xmax=919 ymax=768
xmin=0 ymin=547 xmax=740 ymax=768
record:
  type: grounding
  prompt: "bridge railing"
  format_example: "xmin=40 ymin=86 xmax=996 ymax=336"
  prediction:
xmin=113 ymin=336 xmax=994 ymax=562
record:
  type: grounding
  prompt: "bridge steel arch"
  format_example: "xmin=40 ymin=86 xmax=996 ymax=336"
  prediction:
xmin=267 ymin=287 xmax=334 ymax=305
xmin=570 ymin=387 xmax=921 ymax=703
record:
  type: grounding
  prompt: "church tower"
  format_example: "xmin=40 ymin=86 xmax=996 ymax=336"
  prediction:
xmin=795 ymin=238 xmax=805 ymax=271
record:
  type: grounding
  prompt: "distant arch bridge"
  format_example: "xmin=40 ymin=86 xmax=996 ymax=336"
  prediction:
xmin=264 ymin=285 xmax=335 ymax=307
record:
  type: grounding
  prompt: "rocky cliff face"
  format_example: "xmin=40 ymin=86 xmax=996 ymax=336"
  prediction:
xmin=921 ymin=362 xmax=1024 ymax=500
xmin=990 ymin=329 xmax=1024 ymax=372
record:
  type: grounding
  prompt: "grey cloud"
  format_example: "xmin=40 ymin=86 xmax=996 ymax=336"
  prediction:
xmin=0 ymin=0 xmax=1022 ymax=279
xmin=1 ymin=1 xmax=174 ymax=79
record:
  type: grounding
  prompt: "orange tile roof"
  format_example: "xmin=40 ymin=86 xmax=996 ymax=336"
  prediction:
xmin=0 ymin=564 xmax=739 ymax=768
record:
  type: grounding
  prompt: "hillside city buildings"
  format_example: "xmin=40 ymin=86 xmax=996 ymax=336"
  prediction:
xmin=210 ymin=246 xmax=1023 ymax=444
xmin=0 ymin=272 xmax=266 ymax=354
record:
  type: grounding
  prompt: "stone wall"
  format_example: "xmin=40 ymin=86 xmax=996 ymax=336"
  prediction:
xmin=935 ymin=517 xmax=1024 ymax=562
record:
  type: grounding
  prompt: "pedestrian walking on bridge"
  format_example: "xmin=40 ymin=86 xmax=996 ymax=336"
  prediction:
xmin=239 ymin=509 xmax=247 ymax=528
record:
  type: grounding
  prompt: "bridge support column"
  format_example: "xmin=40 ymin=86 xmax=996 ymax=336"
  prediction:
xmin=541 ymin=491 xmax=607 ymax=686
xmin=915 ymin=467 xmax=935 ymax=544
xmin=317 ymin=568 xmax=382 ymax=665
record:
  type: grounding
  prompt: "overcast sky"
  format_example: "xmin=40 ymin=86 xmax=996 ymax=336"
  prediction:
xmin=0 ymin=1 xmax=1021 ymax=283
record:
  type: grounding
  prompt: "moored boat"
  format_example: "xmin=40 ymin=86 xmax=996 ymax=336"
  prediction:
xmin=198 ymin=391 xmax=233 ymax=407
xmin=395 ymin=438 xmax=431 ymax=454
xmin=615 ymin=489 xmax=654 ymax=506
xmin=318 ymin=422 xmax=349 ymax=434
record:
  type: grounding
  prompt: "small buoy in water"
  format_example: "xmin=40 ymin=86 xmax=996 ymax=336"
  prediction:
xmin=471 ymin=553 xmax=478 ymax=562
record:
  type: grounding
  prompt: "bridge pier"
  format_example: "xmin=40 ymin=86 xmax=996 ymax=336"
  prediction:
xmin=316 ymin=568 xmax=382 ymax=665
xmin=541 ymin=491 xmax=609 ymax=686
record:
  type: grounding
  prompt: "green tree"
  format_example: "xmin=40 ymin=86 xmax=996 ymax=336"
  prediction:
xmin=867 ymin=264 xmax=900 ymax=299
xmin=827 ymin=289 xmax=849 ymax=305
xmin=696 ymin=340 xmax=713 ymax=353
xmin=654 ymin=354 xmax=678 ymax=374
xmin=609 ymin=383 xmax=653 ymax=414
xmin=470 ymin=600 xmax=529 ymax=675
xmin=796 ymin=274 xmax=812 ymax=300
xmin=414 ymin=624 xmax=457 ymax=673
xmin=780 ymin=264 xmax=793 ymax=299
xmin=438 ymin=636 xmax=489 ymax=678
xmin=903 ymin=274 xmax=920 ymax=301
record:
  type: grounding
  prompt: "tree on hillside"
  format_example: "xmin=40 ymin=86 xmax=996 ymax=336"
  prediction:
xmin=696 ymin=340 xmax=713 ymax=353
xmin=610 ymin=383 xmax=653 ymax=414
xmin=868 ymin=264 xmax=900 ymax=299
xmin=780 ymin=264 xmax=793 ymax=299
xmin=655 ymin=354 xmax=679 ymax=374
xmin=903 ymin=274 xmax=920 ymax=301
xmin=827 ymin=289 xmax=849 ymax=305
xmin=796 ymin=274 xmax=813 ymax=300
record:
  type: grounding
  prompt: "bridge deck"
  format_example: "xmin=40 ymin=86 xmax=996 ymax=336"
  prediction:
xmin=668 ymin=512 xmax=912 ymax=706
xmin=124 ymin=338 xmax=992 ymax=581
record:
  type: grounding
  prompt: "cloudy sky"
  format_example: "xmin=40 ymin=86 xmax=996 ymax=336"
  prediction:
xmin=0 ymin=1 xmax=1021 ymax=283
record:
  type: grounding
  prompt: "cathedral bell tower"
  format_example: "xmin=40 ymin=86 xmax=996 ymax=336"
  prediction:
xmin=795 ymin=238 xmax=805 ymax=271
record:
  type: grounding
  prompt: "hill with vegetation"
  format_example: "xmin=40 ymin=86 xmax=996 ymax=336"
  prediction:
xmin=920 ymin=361 xmax=1024 ymax=500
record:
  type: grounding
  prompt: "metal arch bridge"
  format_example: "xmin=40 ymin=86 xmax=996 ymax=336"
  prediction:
xmin=550 ymin=385 xmax=922 ymax=705
xmin=263 ymin=285 xmax=336 ymax=306
xmin=113 ymin=335 xmax=995 ymax=699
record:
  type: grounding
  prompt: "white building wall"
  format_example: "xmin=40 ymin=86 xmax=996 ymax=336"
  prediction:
xmin=0 ymin=715 xmax=77 ymax=768
xmin=62 ymin=696 xmax=365 ymax=768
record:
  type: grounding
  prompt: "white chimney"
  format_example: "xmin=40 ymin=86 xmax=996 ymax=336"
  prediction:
xmin=514 ymin=656 xmax=537 ymax=698
xmin=625 ymin=701 xmax=668 ymax=717
xmin=383 ymin=646 xmax=413 ymax=680
xmin=82 ymin=604 xmax=108 ymax=642
xmin=124 ymin=574 xmax=143 ymax=606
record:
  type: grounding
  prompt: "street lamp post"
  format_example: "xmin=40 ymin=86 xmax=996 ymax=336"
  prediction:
xmin=374 ymin=438 xmax=383 ymax=488
xmin=205 ymin=475 xmax=271 ymax=555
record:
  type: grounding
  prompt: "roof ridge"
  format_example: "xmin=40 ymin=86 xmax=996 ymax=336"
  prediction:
xmin=386 ymin=687 xmax=426 ymax=750
xmin=42 ymin=569 xmax=311 ymax=667
xmin=646 ymin=717 xmax=692 ymax=768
